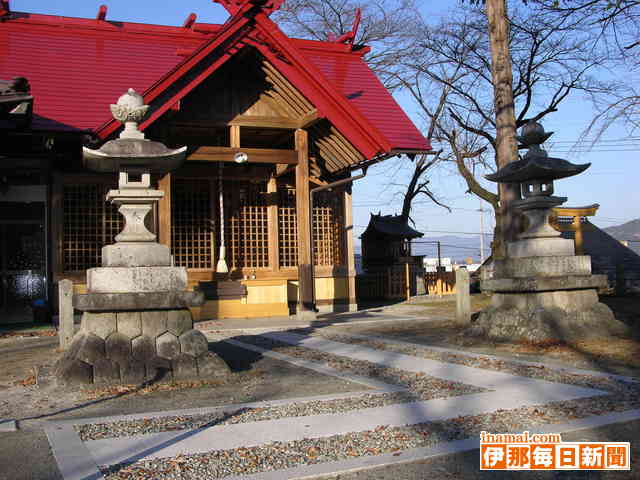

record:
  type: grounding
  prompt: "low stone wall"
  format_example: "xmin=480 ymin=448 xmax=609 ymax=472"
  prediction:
xmin=56 ymin=309 xmax=229 ymax=385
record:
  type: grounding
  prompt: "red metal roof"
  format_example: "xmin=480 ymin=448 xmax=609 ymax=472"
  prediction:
xmin=301 ymin=47 xmax=428 ymax=152
xmin=0 ymin=13 xmax=214 ymax=132
xmin=0 ymin=9 xmax=430 ymax=158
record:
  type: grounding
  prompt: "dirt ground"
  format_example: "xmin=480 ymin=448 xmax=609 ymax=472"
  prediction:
xmin=0 ymin=338 xmax=371 ymax=428
xmin=3 ymin=294 xmax=640 ymax=421
xmin=326 ymin=294 xmax=640 ymax=378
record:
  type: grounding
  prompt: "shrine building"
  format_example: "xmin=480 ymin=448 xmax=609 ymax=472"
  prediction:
xmin=0 ymin=0 xmax=430 ymax=321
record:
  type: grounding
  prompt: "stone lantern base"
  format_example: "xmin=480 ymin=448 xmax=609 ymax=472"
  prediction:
xmin=472 ymin=256 xmax=630 ymax=344
xmin=56 ymin=309 xmax=230 ymax=385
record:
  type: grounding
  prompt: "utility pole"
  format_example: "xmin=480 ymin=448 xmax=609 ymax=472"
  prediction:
xmin=479 ymin=202 xmax=485 ymax=263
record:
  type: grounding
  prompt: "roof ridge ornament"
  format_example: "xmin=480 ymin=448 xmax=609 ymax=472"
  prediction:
xmin=213 ymin=0 xmax=284 ymax=17
xmin=0 ymin=0 xmax=10 ymax=17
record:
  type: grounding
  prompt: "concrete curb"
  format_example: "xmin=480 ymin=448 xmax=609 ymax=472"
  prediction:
xmin=45 ymin=423 xmax=104 ymax=480
xmin=222 ymin=338 xmax=404 ymax=392
xmin=335 ymin=332 xmax=640 ymax=384
xmin=0 ymin=419 xmax=17 ymax=432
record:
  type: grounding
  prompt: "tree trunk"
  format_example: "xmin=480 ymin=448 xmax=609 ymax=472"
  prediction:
xmin=486 ymin=0 xmax=520 ymax=257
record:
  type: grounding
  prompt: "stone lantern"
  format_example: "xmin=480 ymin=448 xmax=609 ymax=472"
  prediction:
xmin=485 ymin=122 xmax=590 ymax=258
xmin=471 ymin=122 xmax=628 ymax=344
xmin=55 ymin=89 xmax=229 ymax=385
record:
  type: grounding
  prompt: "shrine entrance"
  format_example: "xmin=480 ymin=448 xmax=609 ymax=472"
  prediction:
xmin=0 ymin=202 xmax=47 ymax=324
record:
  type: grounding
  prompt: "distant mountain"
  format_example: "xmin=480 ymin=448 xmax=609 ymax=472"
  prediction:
xmin=603 ymin=219 xmax=640 ymax=255
xmin=411 ymin=235 xmax=490 ymax=263
xmin=355 ymin=234 xmax=491 ymax=264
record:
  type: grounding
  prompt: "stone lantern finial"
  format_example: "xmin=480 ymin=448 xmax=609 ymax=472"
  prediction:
xmin=517 ymin=121 xmax=554 ymax=160
xmin=109 ymin=88 xmax=149 ymax=140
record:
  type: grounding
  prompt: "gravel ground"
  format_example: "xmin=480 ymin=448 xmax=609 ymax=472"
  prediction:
xmin=100 ymin=396 xmax=637 ymax=480
xmin=90 ymin=333 xmax=640 ymax=479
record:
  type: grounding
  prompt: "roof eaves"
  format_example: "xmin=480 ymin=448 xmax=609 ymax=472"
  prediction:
xmin=252 ymin=13 xmax=393 ymax=159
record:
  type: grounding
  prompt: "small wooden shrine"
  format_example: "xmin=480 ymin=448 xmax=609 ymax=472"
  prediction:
xmin=359 ymin=213 xmax=426 ymax=298
xmin=0 ymin=0 xmax=430 ymax=321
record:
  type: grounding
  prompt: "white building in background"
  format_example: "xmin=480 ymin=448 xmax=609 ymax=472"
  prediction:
xmin=423 ymin=257 xmax=452 ymax=272
xmin=423 ymin=257 xmax=482 ymax=273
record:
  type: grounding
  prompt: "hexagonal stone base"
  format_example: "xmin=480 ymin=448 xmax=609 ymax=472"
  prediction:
xmin=56 ymin=309 xmax=230 ymax=386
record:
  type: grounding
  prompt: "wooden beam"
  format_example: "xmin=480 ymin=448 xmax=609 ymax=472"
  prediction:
xmin=267 ymin=175 xmax=279 ymax=272
xmin=309 ymin=176 xmax=328 ymax=187
xmin=229 ymin=115 xmax=300 ymax=129
xmin=188 ymin=147 xmax=298 ymax=165
xmin=295 ymin=129 xmax=316 ymax=319
xmin=297 ymin=109 xmax=320 ymax=129
xmin=158 ymin=173 xmax=172 ymax=249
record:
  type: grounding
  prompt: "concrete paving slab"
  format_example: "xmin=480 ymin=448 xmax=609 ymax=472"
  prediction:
xmin=45 ymin=423 xmax=104 ymax=480
xmin=196 ymin=313 xmax=422 ymax=333
xmin=262 ymin=332 xmax=608 ymax=393
xmin=336 ymin=331 xmax=640 ymax=383
xmin=0 ymin=419 xmax=17 ymax=432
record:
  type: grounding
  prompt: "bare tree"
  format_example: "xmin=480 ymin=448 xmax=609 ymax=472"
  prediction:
xmin=392 ymin=3 xmax=614 ymax=255
xmin=532 ymin=0 xmax=640 ymax=139
xmin=274 ymin=0 xmax=421 ymax=87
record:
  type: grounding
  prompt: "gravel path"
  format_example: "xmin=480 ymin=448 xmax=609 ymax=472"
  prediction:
xmin=88 ymin=333 xmax=640 ymax=479
xmin=100 ymin=396 xmax=638 ymax=480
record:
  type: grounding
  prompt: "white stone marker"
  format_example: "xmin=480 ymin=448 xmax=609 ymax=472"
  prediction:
xmin=58 ymin=279 xmax=74 ymax=350
xmin=455 ymin=268 xmax=471 ymax=324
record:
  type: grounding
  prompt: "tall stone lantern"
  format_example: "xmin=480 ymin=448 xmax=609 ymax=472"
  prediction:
xmin=471 ymin=122 xmax=629 ymax=344
xmin=56 ymin=89 xmax=229 ymax=385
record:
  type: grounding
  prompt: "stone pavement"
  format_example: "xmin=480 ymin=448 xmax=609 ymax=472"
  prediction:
xmin=38 ymin=328 xmax=640 ymax=479
xmin=195 ymin=308 xmax=423 ymax=332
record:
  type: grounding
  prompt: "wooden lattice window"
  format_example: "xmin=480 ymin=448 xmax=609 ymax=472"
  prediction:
xmin=62 ymin=183 xmax=122 ymax=272
xmin=313 ymin=191 xmax=344 ymax=266
xmin=171 ymin=178 xmax=215 ymax=269
xmin=225 ymin=181 xmax=269 ymax=270
xmin=278 ymin=186 xmax=298 ymax=268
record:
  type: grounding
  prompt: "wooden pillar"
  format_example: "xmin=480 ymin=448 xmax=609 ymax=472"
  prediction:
xmin=230 ymin=125 xmax=241 ymax=148
xmin=295 ymin=129 xmax=316 ymax=320
xmin=573 ymin=215 xmax=584 ymax=255
xmin=267 ymin=175 xmax=279 ymax=271
xmin=51 ymin=174 xmax=64 ymax=278
xmin=344 ymin=187 xmax=357 ymax=311
xmin=158 ymin=173 xmax=172 ymax=249
xmin=405 ymin=262 xmax=410 ymax=301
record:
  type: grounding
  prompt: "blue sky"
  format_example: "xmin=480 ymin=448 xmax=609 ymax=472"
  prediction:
xmin=13 ymin=1 xmax=639 ymax=258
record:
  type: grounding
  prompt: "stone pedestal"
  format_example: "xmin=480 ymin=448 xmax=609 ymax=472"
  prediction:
xmin=472 ymin=254 xmax=629 ymax=344
xmin=56 ymin=309 xmax=228 ymax=385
